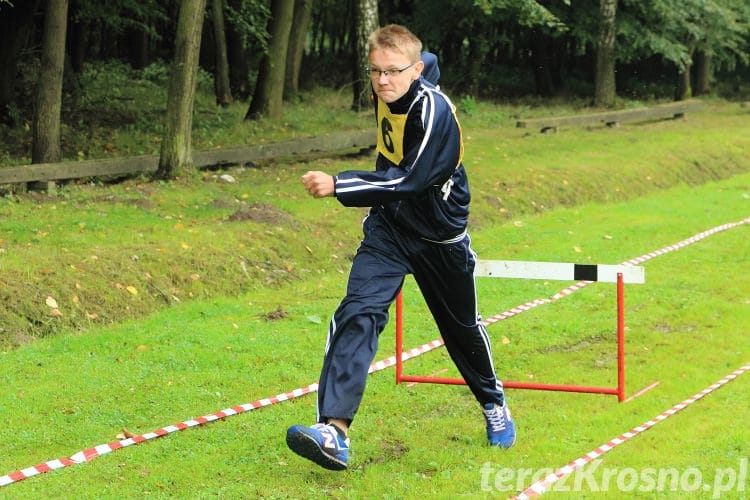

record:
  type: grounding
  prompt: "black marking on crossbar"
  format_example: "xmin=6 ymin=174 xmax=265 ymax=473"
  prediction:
xmin=573 ymin=264 xmax=598 ymax=281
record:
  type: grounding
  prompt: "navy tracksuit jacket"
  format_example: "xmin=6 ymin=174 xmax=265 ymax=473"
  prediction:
xmin=316 ymin=53 xmax=505 ymax=424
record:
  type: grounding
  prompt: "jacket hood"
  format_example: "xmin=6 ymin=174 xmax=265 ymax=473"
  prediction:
xmin=421 ymin=51 xmax=440 ymax=86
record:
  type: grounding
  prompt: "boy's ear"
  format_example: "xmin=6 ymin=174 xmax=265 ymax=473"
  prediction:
xmin=413 ymin=60 xmax=425 ymax=81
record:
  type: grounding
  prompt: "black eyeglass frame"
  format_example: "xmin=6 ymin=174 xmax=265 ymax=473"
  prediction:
xmin=366 ymin=62 xmax=417 ymax=78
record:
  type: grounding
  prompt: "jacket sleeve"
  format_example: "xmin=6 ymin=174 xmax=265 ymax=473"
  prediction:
xmin=334 ymin=89 xmax=461 ymax=208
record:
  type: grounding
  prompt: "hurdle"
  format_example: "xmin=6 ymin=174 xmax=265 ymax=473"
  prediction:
xmin=395 ymin=260 xmax=645 ymax=402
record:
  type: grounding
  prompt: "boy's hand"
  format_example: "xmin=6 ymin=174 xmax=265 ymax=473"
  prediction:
xmin=301 ymin=171 xmax=335 ymax=198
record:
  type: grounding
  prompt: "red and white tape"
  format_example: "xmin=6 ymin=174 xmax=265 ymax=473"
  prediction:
xmin=513 ymin=364 xmax=750 ymax=499
xmin=624 ymin=219 xmax=749 ymax=266
xmin=1 ymin=217 xmax=747 ymax=488
xmin=0 ymin=340 xmax=448 ymax=488
xmin=0 ymin=382 xmax=318 ymax=487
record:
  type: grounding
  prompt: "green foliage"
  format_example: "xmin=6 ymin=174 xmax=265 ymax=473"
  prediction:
xmin=138 ymin=62 xmax=172 ymax=86
xmin=409 ymin=0 xmax=750 ymax=96
xmin=476 ymin=0 xmax=570 ymax=29
xmin=458 ymin=95 xmax=478 ymax=115
xmin=74 ymin=0 xmax=167 ymax=39
xmin=618 ymin=0 xmax=750 ymax=71
xmin=225 ymin=0 xmax=272 ymax=51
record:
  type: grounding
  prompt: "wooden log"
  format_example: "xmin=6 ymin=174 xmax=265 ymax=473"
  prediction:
xmin=0 ymin=129 xmax=375 ymax=185
xmin=516 ymin=99 xmax=703 ymax=132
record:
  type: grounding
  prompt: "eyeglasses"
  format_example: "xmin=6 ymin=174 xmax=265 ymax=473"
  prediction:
xmin=367 ymin=62 xmax=416 ymax=78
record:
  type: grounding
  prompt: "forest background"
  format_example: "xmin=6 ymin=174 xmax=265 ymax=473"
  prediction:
xmin=1 ymin=0 xmax=749 ymax=179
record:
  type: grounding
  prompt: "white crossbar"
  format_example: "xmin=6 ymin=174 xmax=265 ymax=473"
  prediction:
xmin=474 ymin=260 xmax=645 ymax=284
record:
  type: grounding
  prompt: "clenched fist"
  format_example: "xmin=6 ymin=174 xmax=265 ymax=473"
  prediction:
xmin=301 ymin=171 xmax=335 ymax=198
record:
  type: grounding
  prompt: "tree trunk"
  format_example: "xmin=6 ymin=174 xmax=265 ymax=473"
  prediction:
xmin=226 ymin=4 xmax=250 ymax=100
xmin=675 ymin=65 xmax=692 ymax=101
xmin=692 ymin=50 xmax=711 ymax=96
xmin=127 ymin=21 xmax=151 ymax=70
xmin=675 ymin=47 xmax=694 ymax=101
xmin=594 ymin=0 xmax=618 ymax=108
xmin=466 ymin=31 xmax=489 ymax=97
xmin=32 ymin=0 xmax=69 ymax=167
xmin=285 ymin=0 xmax=314 ymax=101
xmin=154 ymin=0 xmax=207 ymax=180
xmin=0 ymin=0 xmax=42 ymax=125
xmin=530 ymin=30 xmax=556 ymax=97
xmin=211 ymin=0 xmax=233 ymax=106
xmin=351 ymin=0 xmax=378 ymax=111
xmin=245 ymin=0 xmax=294 ymax=121
xmin=68 ymin=14 xmax=89 ymax=73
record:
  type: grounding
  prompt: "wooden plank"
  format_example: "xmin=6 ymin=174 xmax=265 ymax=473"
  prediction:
xmin=0 ymin=129 xmax=375 ymax=185
xmin=0 ymin=156 xmax=158 ymax=184
xmin=193 ymin=129 xmax=374 ymax=167
xmin=516 ymin=99 xmax=703 ymax=131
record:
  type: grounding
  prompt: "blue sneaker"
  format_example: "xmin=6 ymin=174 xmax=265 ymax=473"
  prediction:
xmin=286 ymin=423 xmax=349 ymax=470
xmin=482 ymin=402 xmax=516 ymax=448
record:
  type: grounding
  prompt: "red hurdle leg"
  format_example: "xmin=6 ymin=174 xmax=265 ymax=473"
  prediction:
xmin=395 ymin=290 xmax=404 ymax=383
xmin=617 ymin=272 xmax=626 ymax=402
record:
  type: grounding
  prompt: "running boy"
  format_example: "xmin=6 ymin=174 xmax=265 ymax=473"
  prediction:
xmin=286 ymin=24 xmax=516 ymax=471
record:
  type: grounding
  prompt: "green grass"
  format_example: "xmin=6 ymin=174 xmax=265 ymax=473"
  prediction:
xmin=1 ymin=174 xmax=748 ymax=498
xmin=0 ymin=84 xmax=749 ymax=497
xmin=2 ymin=98 xmax=749 ymax=347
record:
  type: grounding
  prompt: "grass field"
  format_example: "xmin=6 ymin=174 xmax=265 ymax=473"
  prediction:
xmin=0 ymin=95 xmax=749 ymax=498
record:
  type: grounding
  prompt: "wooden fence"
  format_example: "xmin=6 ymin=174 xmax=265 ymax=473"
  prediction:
xmin=0 ymin=129 xmax=375 ymax=186
xmin=516 ymin=99 xmax=703 ymax=133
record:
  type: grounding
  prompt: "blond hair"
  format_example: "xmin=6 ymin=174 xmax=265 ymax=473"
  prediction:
xmin=368 ymin=24 xmax=422 ymax=62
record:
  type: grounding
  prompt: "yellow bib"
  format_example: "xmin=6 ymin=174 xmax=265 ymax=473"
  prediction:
xmin=376 ymin=99 xmax=407 ymax=165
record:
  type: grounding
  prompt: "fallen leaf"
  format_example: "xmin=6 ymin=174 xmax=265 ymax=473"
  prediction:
xmin=45 ymin=296 xmax=58 ymax=308
xmin=502 ymin=336 xmax=511 ymax=345
xmin=126 ymin=286 xmax=138 ymax=296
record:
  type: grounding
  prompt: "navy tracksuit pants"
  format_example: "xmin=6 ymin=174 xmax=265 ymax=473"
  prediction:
xmin=316 ymin=213 xmax=505 ymax=424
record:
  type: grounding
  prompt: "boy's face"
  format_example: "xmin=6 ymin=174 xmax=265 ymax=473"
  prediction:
xmin=368 ymin=48 xmax=423 ymax=103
